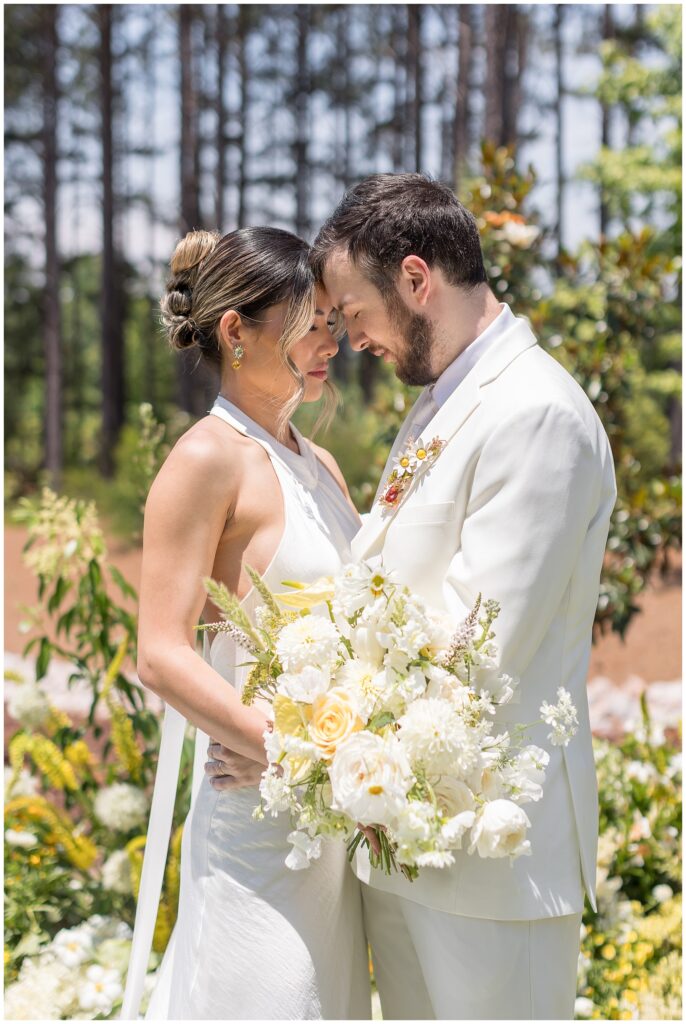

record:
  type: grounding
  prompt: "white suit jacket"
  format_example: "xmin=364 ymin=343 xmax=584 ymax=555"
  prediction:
xmin=351 ymin=314 xmax=616 ymax=921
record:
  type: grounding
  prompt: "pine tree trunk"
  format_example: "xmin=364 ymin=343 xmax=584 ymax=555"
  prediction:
xmin=43 ymin=5 xmax=62 ymax=488
xmin=408 ymin=5 xmax=423 ymax=172
xmin=215 ymin=3 xmax=226 ymax=230
xmin=485 ymin=6 xmax=508 ymax=145
xmin=236 ymin=4 xmax=248 ymax=228
xmin=554 ymin=5 xmax=565 ymax=258
xmin=99 ymin=5 xmax=124 ymax=478
xmin=293 ymin=6 xmax=310 ymax=237
xmin=391 ymin=6 xmax=407 ymax=172
xmin=599 ymin=5 xmax=614 ymax=237
xmin=453 ymin=4 xmax=473 ymax=191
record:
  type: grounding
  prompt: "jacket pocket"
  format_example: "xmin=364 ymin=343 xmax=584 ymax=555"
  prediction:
xmin=392 ymin=500 xmax=457 ymax=527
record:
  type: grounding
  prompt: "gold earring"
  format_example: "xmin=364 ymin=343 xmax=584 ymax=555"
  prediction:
xmin=231 ymin=344 xmax=244 ymax=370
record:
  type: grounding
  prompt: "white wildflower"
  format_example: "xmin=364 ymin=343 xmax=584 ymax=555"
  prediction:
xmin=440 ymin=810 xmax=476 ymax=848
xmin=275 ymin=615 xmax=340 ymax=672
xmin=51 ymin=926 xmax=94 ymax=968
xmin=78 ymin=964 xmax=123 ymax=1014
xmin=539 ymin=687 xmax=578 ymax=746
xmin=651 ymin=883 xmax=673 ymax=904
xmin=501 ymin=220 xmax=540 ymax=249
xmin=259 ymin=765 xmax=291 ymax=815
xmin=5 ymin=828 xmax=39 ymax=848
xmin=503 ymin=745 xmax=550 ymax=804
xmin=94 ymin=783 xmax=149 ymax=832
xmin=574 ymin=996 xmax=595 ymax=1019
xmin=4 ymin=766 xmax=39 ymax=799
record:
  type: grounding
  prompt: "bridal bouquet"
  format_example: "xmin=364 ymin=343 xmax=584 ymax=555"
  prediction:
xmin=201 ymin=563 xmax=578 ymax=879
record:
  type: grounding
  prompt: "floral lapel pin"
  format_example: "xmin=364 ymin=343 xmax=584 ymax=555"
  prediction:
xmin=378 ymin=435 xmax=446 ymax=510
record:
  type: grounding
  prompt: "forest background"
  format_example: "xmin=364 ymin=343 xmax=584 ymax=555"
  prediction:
xmin=3 ymin=4 xmax=683 ymax=1022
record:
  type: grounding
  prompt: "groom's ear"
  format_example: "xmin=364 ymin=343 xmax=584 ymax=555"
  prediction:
xmin=399 ymin=255 xmax=431 ymax=308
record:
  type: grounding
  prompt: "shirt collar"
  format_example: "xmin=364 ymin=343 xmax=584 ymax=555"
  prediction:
xmin=430 ymin=303 xmax=515 ymax=409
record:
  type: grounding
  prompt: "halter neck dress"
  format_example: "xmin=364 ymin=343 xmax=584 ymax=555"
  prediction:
xmin=130 ymin=396 xmax=371 ymax=1020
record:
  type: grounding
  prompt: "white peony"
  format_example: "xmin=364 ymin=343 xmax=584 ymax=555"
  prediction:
xmin=94 ymin=783 xmax=149 ymax=832
xmin=277 ymin=665 xmax=331 ymax=703
xmin=78 ymin=964 xmax=123 ymax=1014
xmin=469 ymin=799 xmax=532 ymax=860
xmin=275 ymin=615 xmax=340 ymax=672
xmin=5 ymin=828 xmax=39 ymax=848
xmin=4 ymin=766 xmax=39 ymax=799
xmin=7 ymin=682 xmax=51 ymax=730
xmin=101 ymin=849 xmax=133 ymax=895
xmin=329 ymin=732 xmax=413 ymax=826
xmin=397 ymin=698 xmax=481 ymax=776
xmin=285 ymin=830 xmax=322 ymax=870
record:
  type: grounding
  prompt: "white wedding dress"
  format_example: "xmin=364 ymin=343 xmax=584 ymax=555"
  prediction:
xmin=126 ymin=396 xmax=371 ymax=1020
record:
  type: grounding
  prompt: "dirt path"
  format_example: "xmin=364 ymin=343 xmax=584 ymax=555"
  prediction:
xmin=5 ymin=524 xmax=680 ymax=683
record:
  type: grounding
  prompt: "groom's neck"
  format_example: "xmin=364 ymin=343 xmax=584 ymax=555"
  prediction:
xmin=431 ymin=284 xmax=503 ymax=377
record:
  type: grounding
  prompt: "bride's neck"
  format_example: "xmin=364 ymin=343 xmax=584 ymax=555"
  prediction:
xmin=218 ymin=377 xmax=297 ymax=450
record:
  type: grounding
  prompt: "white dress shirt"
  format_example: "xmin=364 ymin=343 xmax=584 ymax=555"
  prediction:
xmin=412 ymin=303 xmax=515 ymax=437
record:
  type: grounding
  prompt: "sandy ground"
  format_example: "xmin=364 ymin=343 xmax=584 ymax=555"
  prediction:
xmin=4 ymin=525 xmax=682 ymax=741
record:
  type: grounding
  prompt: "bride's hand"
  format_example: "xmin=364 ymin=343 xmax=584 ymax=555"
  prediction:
xmin=205 ymin=740 xmax=265 ymax=791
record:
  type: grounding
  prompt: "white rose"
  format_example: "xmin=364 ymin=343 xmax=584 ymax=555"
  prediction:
xmin=94 ymin=783 xmax=149 ymax=832
xmin=432 ymin=776 xmax=475 ymax=817
xmin=277 ymin=665 xmax=331 ymax=703
xmin=468 ymin=799 xmax=532 ymax=860
xmin=329 ymin=732 xmax=413 ymax=826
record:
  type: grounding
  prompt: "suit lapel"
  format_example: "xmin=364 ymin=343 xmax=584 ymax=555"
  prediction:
xmin=352 ymin=316 xmax=539 ymax=561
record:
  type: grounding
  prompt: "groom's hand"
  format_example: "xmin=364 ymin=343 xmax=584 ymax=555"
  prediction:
xmin=205 ymin=740 xmax=265 ymax=791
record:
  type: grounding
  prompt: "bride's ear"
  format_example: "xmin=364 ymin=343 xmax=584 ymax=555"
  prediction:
xmin=218 ymin=309 xmax=244 ymax=354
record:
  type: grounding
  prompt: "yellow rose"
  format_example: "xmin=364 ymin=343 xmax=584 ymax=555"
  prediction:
xmin=310 ymin=688 xmax=363 ymax=760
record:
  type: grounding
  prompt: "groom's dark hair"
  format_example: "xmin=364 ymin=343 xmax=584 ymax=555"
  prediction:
xmin=310 ymin=173 xmax=487 ymax=297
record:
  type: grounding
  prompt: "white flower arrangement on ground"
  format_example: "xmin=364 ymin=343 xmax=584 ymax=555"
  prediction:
xmin=3 ymin=916 xmax=132 ymax=1020
xmin=202 ymin=562 xmax=578 ymax=879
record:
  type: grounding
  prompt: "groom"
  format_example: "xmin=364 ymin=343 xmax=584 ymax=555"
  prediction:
xmin=207 ymin=174 xmax=616 ymax=1019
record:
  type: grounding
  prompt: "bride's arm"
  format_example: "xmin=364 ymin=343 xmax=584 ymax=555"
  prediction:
xmin=137 ymin=427 xmax=269 ymax=764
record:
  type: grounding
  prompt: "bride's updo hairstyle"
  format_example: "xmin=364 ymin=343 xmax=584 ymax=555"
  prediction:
xmin=160 ymin=226 xmax=337 ymax=437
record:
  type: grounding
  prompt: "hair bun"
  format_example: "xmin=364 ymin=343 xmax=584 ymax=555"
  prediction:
xmin=161 ymin=230 xmax=220 ymax=352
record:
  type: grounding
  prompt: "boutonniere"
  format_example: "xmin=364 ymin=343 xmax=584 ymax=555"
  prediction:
xmin=378 ymin=436 xmax=446 ymax=510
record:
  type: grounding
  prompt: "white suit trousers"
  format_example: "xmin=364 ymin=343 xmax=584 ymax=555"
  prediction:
xmin=362 ymin=884 xmax=582 ymax=1020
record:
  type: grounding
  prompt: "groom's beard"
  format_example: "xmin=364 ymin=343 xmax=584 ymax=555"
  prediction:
xmin=386 ymin=298 xmax=437 ymax=387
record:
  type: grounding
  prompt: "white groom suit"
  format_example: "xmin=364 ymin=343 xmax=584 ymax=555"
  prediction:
xmin=351 ymin=304 xmax=616 ymax=1019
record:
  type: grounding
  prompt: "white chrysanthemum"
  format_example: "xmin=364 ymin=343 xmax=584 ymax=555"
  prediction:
xmin=397 ymin=698 xmax=480 ymax=776
xmin=334 ymin=660 xmax=387 ymax=720
xmin=285 ymin=830 xmax=322 ymax=871
xmin=4 ymin=766 xmax=39 ymax=799
xmin=329 ymin=731 xmax=413 ymax=826
xmin=540 ymin=687 xmax=578 ymax=746
xmin=101 ymin=849 xmax=133 ymax=895
xmin=78 ymin=964 xmax=123 ymax=1014
xmin=277 ymin=665 xmax=331 ymax=703
xmin=275 ymin=615 xmax=340 ymax=672
xmin=468 ymin=799 xmax=531 ymax=860
xmin=93 ymin=783 xmax=149 ymax=832
xmin=5 ymin=828 xmax=38 ymax=848
xmin=503 ymin=745 xmax=550 ymax=804
xmin=7 ymin=682 xmax=51 ymax=730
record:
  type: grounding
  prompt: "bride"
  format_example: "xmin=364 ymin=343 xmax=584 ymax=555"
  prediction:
xmin=129 ymin=226 xmax=371 ymax=1019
